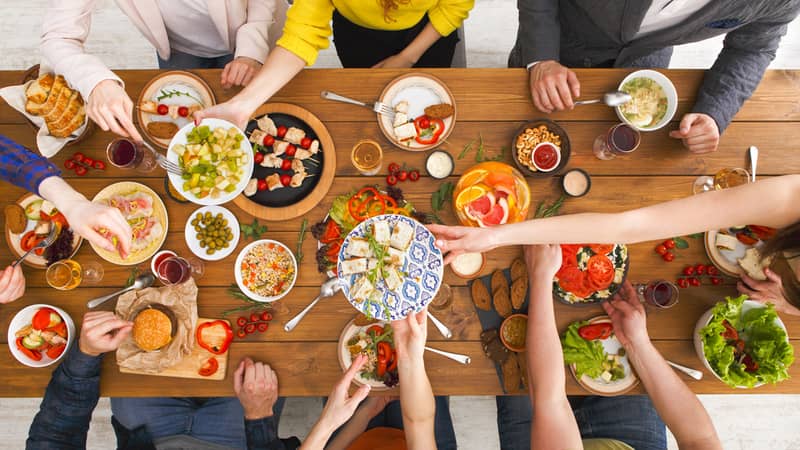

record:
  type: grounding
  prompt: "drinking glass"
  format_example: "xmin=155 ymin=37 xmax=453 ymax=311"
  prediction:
xmin=634 ymin=280 xmax=679 ymax=309
xmin=106 ymin=138 xmax=156 ymax=172
xmin=155 ymin=255 xmax=204 ymax=285
xmin=592 ymin=123 xmax=641 ymax=160
xmin=692 ymin=168 xmax=750 ymax=194
xmin=351 ymin=140 xmax=383 ymax=175
xmin=46 ymin=259 xmax=83 ymax=291
xmin=81 ymin=259 xmax=104 ymax=284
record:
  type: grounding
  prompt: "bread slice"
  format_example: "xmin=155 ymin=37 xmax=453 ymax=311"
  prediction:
xmin=33 ymin=75 xmax=66 ymax=117
xmin=50 ymin=110 xmax=85 ymax=138
xmin=47 ymin=90 xmax=80 ymax=131
xmin=25 ymin=73 xmax=55 ymax=108
xmin=42 ymin=84 xmax=72 ymax=122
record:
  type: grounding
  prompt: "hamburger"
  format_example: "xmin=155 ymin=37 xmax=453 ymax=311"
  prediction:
xmin=132 ymin=307 xmax=173 ymax=351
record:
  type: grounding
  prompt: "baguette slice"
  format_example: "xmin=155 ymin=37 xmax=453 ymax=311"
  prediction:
xmin=50 ymin=110 xmax=85 ymax=138
xmin=42 ymin=85 xmax=72 ymax=122
xmin=25 ymin=73 xmax=55 ymax=107
xmin=48 ymin=90 xmax=81 ymax=131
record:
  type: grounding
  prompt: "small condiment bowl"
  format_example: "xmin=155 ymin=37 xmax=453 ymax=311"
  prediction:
xmin=425 ymin=150 xmax=455 ymax=179
xmin=500 ymin=313 xmax=528 ymax=353
xmin=530 ymin=142 xmax=562 ymax=172
xmin=449 ymin=252 xmax=486 ymax=280
xmin=561 ymin=168 xmax=592 ymax=198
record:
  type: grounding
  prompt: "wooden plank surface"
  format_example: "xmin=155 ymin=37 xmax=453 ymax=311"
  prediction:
xmin=1 ymin=68 xmax=799 ymax=397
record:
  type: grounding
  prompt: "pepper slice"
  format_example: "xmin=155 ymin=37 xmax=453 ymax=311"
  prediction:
xmin=414 ymin=116 xmax=445 ymax=145
xmin=320 ymin=220 xmax=342 ymax=244
xmin=16 ymin=337 xmax=42 ymax=361
xmin=377 ymin=341 xmax=391 ymax=377
xmin=196 ymin=320 xmax=233 ymax=355
xmin=198 ymin=357 xmax=219 ymax=377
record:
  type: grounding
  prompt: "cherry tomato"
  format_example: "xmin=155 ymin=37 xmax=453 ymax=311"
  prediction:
xmin=280 ymin=174 xmax=291 ymax=186
xmin=64 ymin=159 xmax=76 ymax=169
xmin=263 ymin=135 xmax=275 ymax=147
xmin=75 ymin=166 xmax=88 ymax=176
xmin=677 ymin=278 xmax=689 ymax=288
xmin=245 ymin=323 xmax=256 ymax=334
xmin=281 ymin=159 xmax=292 ymax=171
xmin=388 ymin=162 xmax=400 ymax=174
xmin=655 ymin=244 xmax=667 ymax=255
xmin=707 ymin=266 xmax=719 ymax=276
xmin=682 ymin=266 xmax=695 ymax=276
xmin=83 ymin=157 xmax=95 ymax=166
xmin=157 ymin=104 xmax=169 ymax=115
xmin=285 ymin=144 xmax=297 ymax=157
xmin=721 ymin=320 xmax=739 ymax=341
xmin=695 ymin=264 xmax=706 ymax=275
xmin=260 ymin=311 xmax=273 ymax=321
xmin=276 ymin=125 xmax=288 ymax=138
xmin=743 ymin=354 xmax=759 ymax=373
xmin=93 ymin=160 xmax=106 ymax=170
xmin=256 ymin=322 xmax=268 ymax=332
xmin=254 ymin=152 xmax=264 ymax=165
xmin=236 ymin=328 xmax=247 ymax=339
xmin=386 ymin=174 xmax=398 ymax=186
xmin=418 ymin=116 xmax=431 ymax=129
xmin=710 ymin=277 xmax=723 ymax=285
xmin=688 ymin=277 xmax=701 ymax=287
xmin=398 ymin=170 xmax=408 ymax=181
xmin=73 ymin=152 xmax=85 ymax=162
xmin=663 ymin=239 xmax=675 ymax=249
xmin=250 ymin=313 xmax=260 ymax=323
xmin=236 ymin=317 xmax=247 ymax=327
xmin=257 ymin=179 xmax=268 ymax=191
xmin=300 ymin=137 xmax=313 ymax=149
xmin=408 ymin=170 xmax=420 ymax=181
xmin=662 ymin=251 xmax=674 ymax=262
xmin=178 ymin=106 xmax=189 ymax=117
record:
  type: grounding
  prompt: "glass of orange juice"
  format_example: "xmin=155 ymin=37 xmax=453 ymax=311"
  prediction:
xmin=453 ymin=162 xmax=531 ymax=227
xmin=46 ymin=259 xmax=83 ymax=291
xmin=351 ymin=140 xmax=383 ymax=176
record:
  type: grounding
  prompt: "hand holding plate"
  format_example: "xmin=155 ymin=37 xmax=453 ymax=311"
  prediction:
xmin=428 ymin=224 xmax=495 ymax=265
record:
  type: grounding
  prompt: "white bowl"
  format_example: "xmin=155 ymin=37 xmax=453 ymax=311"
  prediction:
xmin=530 ymin=142 xmax=562 ymax=172
xmin=167 ymin=118 xmax=254 ymax=206
xmin=8 ymin=304 xmax=75 ymax=368
xmin=615 ymin=69 xmax=678 ymax=132
xmin=234 ymin=239 xmax=297 ymax=302
xmin=150 ymin=249 xmax=176 ymax=276
xmin=185 ymin=205 xmax=241 ymax=261
xmin=693 ymin=300 xmax=788 ymax=388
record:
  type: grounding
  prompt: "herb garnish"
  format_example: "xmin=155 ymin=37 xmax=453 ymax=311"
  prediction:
xmin=221 ymin=283 xmax=273 ymax=317
xmin=534 ymin=195 xmax=566 ymax=218
xmin=124 ymin=266 xmax=141 ymax=288
xmin=156 ymin=88 xmax=203 ymax=105
xmin=429 ymin=181 xmax=454 ymax=223
xmin=240 ymin=218 xmax=268 ymax=241
xmin=458 ymin=134 xmax=506 ymax=162
xmin=295 ymin=218 xmax=308 ymax=263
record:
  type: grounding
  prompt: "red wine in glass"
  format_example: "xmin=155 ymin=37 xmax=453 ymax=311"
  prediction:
xmin=637 ymin=280 xmax=679 ymax=309
xmin=107 ymin=138 xmax=143 ymax=168
xmin=593 ymin=124 xmax=641 ymax=160
xmin=156 ymin=256 xmax=191 ymax=285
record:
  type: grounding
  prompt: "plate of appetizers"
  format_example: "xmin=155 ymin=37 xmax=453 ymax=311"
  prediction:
xmin=167 ymin=119 xmax=253 ymax=206
xmin=615 ymin=69 xmax=677 ymax=132
xmin=233 ymin=103 xmax=336 ymax=221
xmin=4 ymin=193 xmax=82 ymax=269
xmin=562 ymin=316 xmax=638 ymax=396
xmin=91 ymin=182 xmax=168 ymax=265
xmin=705 ymin=225 xmax=777 ymax=279
xmin=553 ymin=244 xmax=629 ymax=305
xmin=338 ymin=214 xmax=443 ymax=321
xmin=377 ymin=73 xmax=456 ymax=151
xmin=8 ymin=304 xmax=75 ymax=368
xmin=338 ymin=317 xmax=399 ymax=390
xmin=137 ymin=71 xmax=215 ymax=148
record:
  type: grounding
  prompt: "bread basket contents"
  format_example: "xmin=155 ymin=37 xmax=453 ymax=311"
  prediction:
xmin=24 ymin=74 xmax=86 ymax=138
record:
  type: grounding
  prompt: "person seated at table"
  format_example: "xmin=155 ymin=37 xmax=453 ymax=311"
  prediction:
xmin=192 ymin=0 xmax=474 ymax=129
xmin=40 ymin=0 xmax=289 ymax=140
xmin=0 ymin=134 xmax=132 ymax=304
xmin=502 ymin=244 xmax=722 ymax=450
xmin=509 ymin=0 xmax=800 ymax=153
xmin=430 ymin=174 xmax=800 ymax=317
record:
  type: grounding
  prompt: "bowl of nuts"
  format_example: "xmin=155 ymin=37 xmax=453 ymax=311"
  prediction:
xmin=511 ymin=119 xmax=570 ymax=178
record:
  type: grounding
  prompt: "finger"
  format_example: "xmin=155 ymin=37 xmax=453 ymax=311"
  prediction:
xmin=601 ymin=300 xmax=615 ymax=316
xmin=83 ymin=311 xmax=117 ymax=326
xmin=537 ymin=85 xmax=555 ymax=112
xmin=233 ymin=359 xmax=246 ymax=394
xmin=737 ymin=282 xmax=762 ymax=300
xmin=91 ymin=317 xmax=134 ymax=338
xmin=267 ymin=366 xmax=278 ymax=387
xmin=221 ymin=63 xmax=232 ymax=87
xmin=9 ymin=264 xmax=25 ymax=290
xmin=687 ymin=143 xmax=717 ymax=154
xmin=233 ymin=66 xmax=248 ymax=86
xmin=342 ymin=353 xmax=367 ymax=386
xmin=91 ymin=109 xmax=111 ymax=132
xmin=609 ymin=296 xmax=636 ymax=315
xmin=442 ymin=250 xmax=463 ymax=266
xmin=0 ymin=267 xmax=12 ymax=290
xmin=104 ymin=112 xmax=129 ymax=138
xmin=108 ymin=325 xmax=133 ymax=347
xmin=685 ymin=134 xmax=715 ymax=146
xmin=255 ymin=361 xmax=266 ymax=385
xmin=82 ymin=227 xmax=118 ymax=253
xmin=348 ymin=384 xmax=371 ymax=406
xmin=668 ymin=130 xmax=686 ymax=140
xmin=543 ymin=84 xmax=562 ymax=111
xmin=679 ymin=113 xmax=700 ymax=135
xmin=242 ymin=68 xmax=255 ymax=87
xmin=566 ymin=70 xmax=581 ymax=98
xmin=244 ymin=358 xmax=256 ymax=390
xmin=764 ymin=268 xmax=783 ymax=285
xmin=120 ymin=98 xmax=143 ymax=141
xmin=554 ymin=79 xmax=574 ymax=109
xmin=739 ymin=272 xmax=768 ymax=291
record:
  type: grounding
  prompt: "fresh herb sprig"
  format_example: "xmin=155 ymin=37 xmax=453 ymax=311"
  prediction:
xmin=222 ymin=284 xmax=273 ymax=317
xmin=295 ymin=219 xmax=308 ymax=263
xmin=366 ymin=233 xmax=388 ymax=285
xmin=241 ymin=218 xmax=268 ymax=241
xmin=429 ymin=181 xmax=454 ymax=223
xmin=458 ymin=139 xmax=476 ymax=160
xmin=534 ymin=195 xmax=566 ymax=218
xmin=124 ymin=266 xmax=141 ymax=288
xmin=156 ymin=88 xmax=203 ymax=105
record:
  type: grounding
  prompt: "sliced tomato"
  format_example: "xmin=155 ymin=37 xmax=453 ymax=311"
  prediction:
xmin=560 ymin=244 xmax=579 ymax=263
xmin=578 ymin=323 xmax=613 ymax=340
xmin=16 ymin=337 xmax=42 ymax=362
xmin=557 ymin=265 xmax=585 ymax=293
xmin=570 ymin=275 xmax=596 ymax=298
xmin=198 ymin=357 xmax=219 ymax=377
xmin=736 ymin=232 xmax=758 ymax=246
xmin=46 ymin=343 xmax=66 ymax=359
xmin=320 ymin=220 xmax=342 ymax=244
xmin=586 ymin=255 xmax=615 ymax=291
xmin=589 ymin=244 xmax=614 ymax=255
xmin=721 ymin=320 xmax=739 ymax=341
xmin=366 ymin=325 xmax=384 ymax=336
xmin=748 ymin=225 xmax=776 ymax=241
xmin=32 ymin=308 xmax=55 ymax=331
xmin=20 ymin=231 xmax=44 ymax=252
xmin=49 ymin=212 xmax=69 ymax=229
xmin=47 ymin=321 xmax=68 ymax=338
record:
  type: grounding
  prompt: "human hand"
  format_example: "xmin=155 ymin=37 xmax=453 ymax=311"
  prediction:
xmin=193 ymin=100 xmax=252 ymax=131
xmin=392 ymin=308 xmax=428 ymax=363
xmin=0 ymin=265 xmax=25 ymax=304
xmin=428 ymin=224 xmax=496 ymax=265
xmin=668 ymin=113 xmax=720 ymax=153
xmin=319 ymin=353 xmax=372 ymax=430
xmin=529 ymin=60 xmax=581 ymax=113
xmin=372 ymin=53 xmax=416 ymax=69
xmin=57 ymin=196 xmax=132 ymax=259
xmin=738 ymin=269 xmax=800 ymax=316
xmin=222 ymin=57 xmax=261 ymax=89
xmin=78 ymin=311 xmax=133 ymax=357
xmin=87 ymin=80 xmax=142 ymax=141
xmin=601 ymin=281 xmax=650 ymax=350
xmin=359 ymin=395 xmax=397 ymax=419
xmin=523 ymin=244 xmax=562 ymax=280
xmin=233 ymin=357 xmax=279 ymax=419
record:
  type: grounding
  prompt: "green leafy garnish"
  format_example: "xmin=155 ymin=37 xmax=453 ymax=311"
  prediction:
xmin=240 ymin=218 xmax=268 ymax=241
xmin=295 ymin=218 xmax=308 ymax=263
xmin=156 ymin=88 xmax=203 ymax=105
xmin=673 ymin=236 xmax=689 ymax=249
xmin=430 ymin=181 xmax=455 ymax=223
xmin=458 ymin=139 xmax=476 ymax=160
xmin=124 ymin=266 xmax=141 ymax=288
xmin=688 ymin=233 xmax=704 ymax=239
xmin=221 ymin=284 xmax=273 ymax=317
xmin=534 ymin=195 xmax=565 ymax=218
xmin=561 ymin=321 xmax=607 ymax=378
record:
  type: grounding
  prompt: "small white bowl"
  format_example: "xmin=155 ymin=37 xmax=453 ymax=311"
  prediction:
xmin=8 ymin=304 xmax=75 ymax=368
xmin=530 ymin=142 xmax=562 ymax=172
xmin=184 ymin=205 xmax=241 ymax=261
xmin=615 ymin=69 xmax=678 ymax=132
xmin=235 ymin=239 xmax=297 ymax=302
xmin=150 ymin=249 xmax=177 ymax=277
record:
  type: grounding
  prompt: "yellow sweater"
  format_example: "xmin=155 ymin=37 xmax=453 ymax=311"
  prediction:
xmin=277 ymin=0 xmax=474 ymax=65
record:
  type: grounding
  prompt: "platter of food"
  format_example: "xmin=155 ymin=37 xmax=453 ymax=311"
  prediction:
xmin=8 ymin=304 xmax=75 ymax=368
xmin=705 ymin=225 xmax=777 ymax=279
xmin=4 ymin=193 xmax=82 ymax=269
xmin=453 ymin=162 xmax=531 ymax=228
xmin=337 ymin=214 xmax=443 ymax=321
xmin=234 ymin=239 xmax=297 ymax=302
xmin=377 ymin=73 xmax=456 ymax=151
xmin=91 ymin=182 xmax=168 ymax=265
xmin=512 ymin=120 xmax=571 ymax=177
xmin=615 ymin=69 xmax=677 ymax=131
xmin=553 ymin=244 xmax=629 ymax=305
xmin=338 ymin=317 xmax=399 ymax=390
xmin=184 ymin=206 xmax=240 ymax=261
xmin=694 ymin=296 xmax=793 ymax=389
xmin=562 ymin=317 xmax=638 ymax=396
xmin=136 ymin=71 xmax=215 ymax=148
xmin=233 ymin=103 xmax=336 ymax=221
xmin=167 ymin=119 xmax=253 ymax=205
xmin=20 ymin=66 xmax=92 ymax=143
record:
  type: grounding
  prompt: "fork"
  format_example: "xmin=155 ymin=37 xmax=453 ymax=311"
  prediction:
xmin=12 ymin=224 xmax=58 ymax=267
xmin=320 ymin=91 xmax=395 ymax=119
xmin=139 ymin=140 xmax=183 ymax=175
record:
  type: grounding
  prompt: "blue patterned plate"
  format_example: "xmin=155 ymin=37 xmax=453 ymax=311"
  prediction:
xmin=337 ymin=214 xmax=443 ymax=321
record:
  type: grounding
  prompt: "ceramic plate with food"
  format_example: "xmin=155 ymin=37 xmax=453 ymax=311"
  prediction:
xmin=136 ymin=71 xmax=215 ymax=148
xmin=8 ymin=304 xmax=75 ymax=368
xmin=338 ymin=318 xmax=399 ymax=390
xmin=377 ymin=73 xmax=456 ymax=151
xmin=512 ymin=119 xmax=571 ymax=177
xmin=91 ymin=182 xmax=168 ymax=265
xmin=4 ymin=193 xmax=82 ymax=269
xmin=184 ymin=206 xmax=240 ymax=261
xmin=615 ymin=69 xmax=677 ymax=131
xmin=234 ymin=239 xmax=297 ymax=302
xmin=553 ymin=244 xmax=629 ymax=305
xmin=562 ymin=316 xmax=638 ymax=396
xmin=338 ymin=214 xmax=443 ymax=321
xmin=705 ymin=225 xmax=777 ymax=279
xmin=167 ymin=119 xmax=254 ymax=206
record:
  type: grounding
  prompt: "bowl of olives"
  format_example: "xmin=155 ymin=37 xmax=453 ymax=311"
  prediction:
xmin=184 ymin=206 xmax=240 ymax=261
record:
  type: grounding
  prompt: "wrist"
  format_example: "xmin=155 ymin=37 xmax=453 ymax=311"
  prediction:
xmin=398 ymin=48 xmax=420 ymax=65
xmin=624 ymin=336 xmax=655 ymax=360
xmin=78 ymin=341 xmax=101 ymax=358
xmin=244 ymin=408 xmax=274 ymax=421
xmin=38 ymin=177 xmax=86 ymax=214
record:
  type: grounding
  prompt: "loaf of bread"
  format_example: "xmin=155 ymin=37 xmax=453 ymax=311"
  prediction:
xmin=24 ymin=73 xmax=85 ymax=138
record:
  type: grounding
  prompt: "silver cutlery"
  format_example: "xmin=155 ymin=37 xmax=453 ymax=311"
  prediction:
xmin=575 ymin=91 xmax=632 ymax=107
xmin=425 ymin=346 xmax=471 ymax=365
xmin=749 ymin=146 xmax=759 ymax=182
xmin=11 ymin=225 xmax=58 ymax=267
xmin=87 ymin=273 xmax=155 ymax=309
xmin=139 ymin=140 xmax=182 ymax=175
xmin=284 ymin=278 xmax=342 ymax=332
xmin=320 ymin=91 xmax=395 ymax=119
xmin=427 ymin=311 xmax=453 ymax=339
xmin=666 ymin=360 xmax=703 ymax=380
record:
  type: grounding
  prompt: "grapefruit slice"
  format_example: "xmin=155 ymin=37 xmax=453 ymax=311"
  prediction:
xmin=465 ymin=192 xmax=495 ymax=221
xmin=476 ymin=197 xmax=510 ymax=227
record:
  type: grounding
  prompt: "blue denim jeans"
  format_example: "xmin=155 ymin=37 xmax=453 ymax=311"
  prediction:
xmin=111 ymin=396 xmax=285 ymax=449
xmin=157 ymin=49 xmax=234 ymax=70
xmin=496 ymin=395 xmax=666 ymax=450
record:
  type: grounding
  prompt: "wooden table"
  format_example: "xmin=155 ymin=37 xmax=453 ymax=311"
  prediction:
xmin=1 ymin=68 xmax=800 ymax=397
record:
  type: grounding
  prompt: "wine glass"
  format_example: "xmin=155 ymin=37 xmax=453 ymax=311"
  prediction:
xmin=81 ymin=259 xmax=104 ymax=284
xmin=692 ymin=168 xmax=750 ymax=194
xmin=592 ymin=123 xmax=641 ymax=160
xmin=634 ymin=280 xmax=679 ymax=309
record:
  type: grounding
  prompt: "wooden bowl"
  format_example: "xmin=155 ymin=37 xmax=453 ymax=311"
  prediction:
xmin=511 ymin=119 xmax=570 ymax=178
xmin=449 ymin=252 xmax=486 ymax=280
xmin=500 ymin=314 xmax=527 ymax=352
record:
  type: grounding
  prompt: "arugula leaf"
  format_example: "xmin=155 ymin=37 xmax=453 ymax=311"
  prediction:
xmin=295 ymin=218 xmax=308 ymax=263
xmin=431 ymin=181 xmax=454 ymax=213
xmin=458 ymin=139 xmax=476 ymax=160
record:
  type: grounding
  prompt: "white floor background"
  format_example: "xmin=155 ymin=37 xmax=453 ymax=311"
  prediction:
xmin=1 ymin=1 xmax=800 ymax=449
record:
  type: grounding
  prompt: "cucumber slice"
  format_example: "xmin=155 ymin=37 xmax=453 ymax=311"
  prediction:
xmin=24 ymin=199 xmax=43 ymax=220
xmin=23 ymin=334 xmax=45 ymax=349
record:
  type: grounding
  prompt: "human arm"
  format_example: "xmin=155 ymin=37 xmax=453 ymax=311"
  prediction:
xmin=524 ymin=244 xmax=583 ymax=449
xmin=0 ymin=265 xmax=25 ymax=304
xmin=603 ymin=283 xmax=722 ymax=450
xmin=26 ymin=312 xmax=132 ymax=450
xmin=326 ymin=396 xmax=395 ymax=450
xmin=221 ymin=0 xmax=279 ymax=88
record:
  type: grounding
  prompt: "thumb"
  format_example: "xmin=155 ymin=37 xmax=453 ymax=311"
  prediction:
xmin=193 ymin=110 xmax=207 ymax=126
xmin=764 ymin=268 xmax=783 ymax=285
xmin=108 ymin=325 xmax=132 ymax=348
xmin=83 ymin=227 xmax=117 ymax=253
xmin=679 ymin=114 xmax=699 ymax=134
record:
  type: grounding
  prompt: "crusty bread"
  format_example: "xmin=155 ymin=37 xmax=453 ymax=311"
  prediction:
xmin=48 ymin=92 xmax=83 ymax=135
xmin=133 ymin=308 xmax=173 ymax=352
xmin=25 ymin=73 xmax=54 ymax=106
xmin=50 ymin=110 xmax=85 ymax=138
xmin=33 ymin=75 xmax=66 ymax=117
xmin=43 ymin=86 xmax=73 ymax=122
xmin=25 ymin=74 xmax=86 ymax=138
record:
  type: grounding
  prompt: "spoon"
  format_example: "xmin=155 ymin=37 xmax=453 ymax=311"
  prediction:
xmin=666 ymin=360 xmax=703 ymax=380
xmin=427 ymin=311 xmax=453 ymax=339
xmin=574 ymin=91 xmax=632 ymax=107
xmin=87 ymin=273 xmax=155 ymax=309
xmin=284 ymin=278 xmax=341 ymax=332
xmin=749 ymin=146 xmax=759 ymax=183
xmin=425 ymin=346 xmax=471 ymax=365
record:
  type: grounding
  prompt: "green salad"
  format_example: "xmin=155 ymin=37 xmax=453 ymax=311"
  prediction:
xmin=700 ymin=295 xmax=794 ymax=388
xmin=562 ymin=321 xmax=625 ymax=381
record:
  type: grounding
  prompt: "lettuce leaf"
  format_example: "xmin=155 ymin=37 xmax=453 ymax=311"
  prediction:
xmin=561 ymin=321 xmax=607 ymax=378
xmin=329 ymin=193 xmax=357 ymax=232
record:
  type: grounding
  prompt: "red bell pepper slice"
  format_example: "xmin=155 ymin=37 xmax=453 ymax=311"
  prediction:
xmin=198 ymin=357 xmax=219 ymax=377
xmin=414 ymin=116 xmax=445 ymax=145
xmin=578 ymin=323 xmax=613 ymax=341
xmin=320 ymin=220 xmax=342 ymax=244
xmin=196 ymin=320 xmax=233 ymax=355
xmin=16 ymin=337 xmax=42 ymax=361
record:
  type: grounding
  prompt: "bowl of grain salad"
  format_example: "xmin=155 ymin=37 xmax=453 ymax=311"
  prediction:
xmin=234 ymin=239 xmax=297 ymax=302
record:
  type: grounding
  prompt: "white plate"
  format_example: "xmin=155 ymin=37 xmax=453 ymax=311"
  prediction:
xmin=705 ymin=229 xmax=759 ymax=279
xmin=569 ymin=317 xmax=639 ymax=396
xmin=8 ymin=304 xmax=75 ymax=368
xmin=234 ymin=239 xmax=297 ymax=302
xmin=167 ymin=118 xmax=254 ymax=206
xmin=615 ymin=69 xmax=678 ymax=132
xmin=338 ymin=318 xmax=395 ymax=391
xmin=184 ymin=206 xmax=240 ymax=261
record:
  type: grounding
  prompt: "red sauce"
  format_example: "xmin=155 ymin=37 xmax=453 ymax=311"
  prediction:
xmin=533 ymin=144 xmax=559 ymax=170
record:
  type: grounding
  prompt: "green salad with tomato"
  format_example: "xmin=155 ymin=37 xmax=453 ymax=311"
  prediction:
xmin=346 ymin=323 xmax=399 ymax=388
xmin=700 ymin=295 xmax=794 ymax=388
xmin=562 ymin=321 xmax=626 ymax=382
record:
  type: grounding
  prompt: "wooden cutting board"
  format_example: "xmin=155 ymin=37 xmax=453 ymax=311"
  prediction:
xmin=119 ymin=318 xmax=230 ymax=381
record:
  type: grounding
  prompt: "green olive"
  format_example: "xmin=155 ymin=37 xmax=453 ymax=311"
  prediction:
xmin=199 ymin=241 xmax=206 ymax=248
xmin=208 ymin=241 xmax=216 ymax=249
xmin=191 ymin=219 xmax=198 ymax=226
xmin=207 ymin=248 xmax=216 ymax=255
xmin=223 ymin=242 xmax=230 ymax=248
xmin=195 ymin=213 xmax=202 ymax=221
